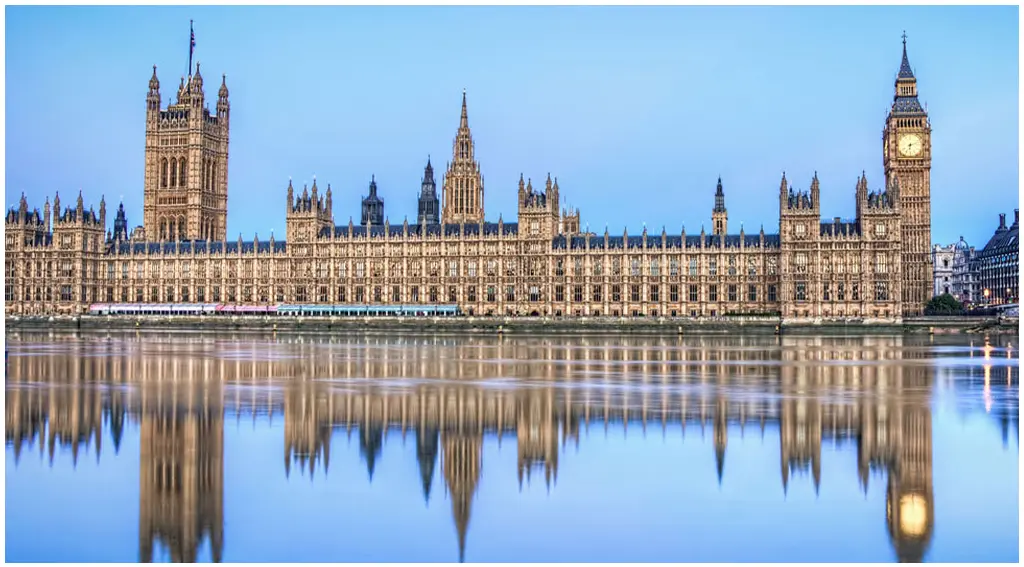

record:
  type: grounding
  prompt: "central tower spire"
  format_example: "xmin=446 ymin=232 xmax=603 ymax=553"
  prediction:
xmin=441 ymin=89 xmax=485 ymax=225
xmin=460 ymin=88 xmax=469 ymax=129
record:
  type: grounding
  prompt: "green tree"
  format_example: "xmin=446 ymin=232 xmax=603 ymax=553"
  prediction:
xmin=925 ymin=293 xmax=963 ymax=315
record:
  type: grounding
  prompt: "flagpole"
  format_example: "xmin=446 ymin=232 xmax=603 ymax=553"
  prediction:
xmin=188 ymin=20 xmax=194 ymax=77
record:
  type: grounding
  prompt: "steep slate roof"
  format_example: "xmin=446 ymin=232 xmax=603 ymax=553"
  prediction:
xmin=323 ymin=222 xmax=518 ymax=239
xmin=551 ymin=233 xmax=780 ymax=250
xmin=112 ymin=240 xmax=289 ymax=256
xmin=892 ymin=37 xmax=926 ymax=115
xmin=819 ymin=220 xmax=861 ymax=237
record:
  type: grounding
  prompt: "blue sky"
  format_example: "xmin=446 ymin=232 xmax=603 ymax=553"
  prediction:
xmin=5 ymin=6 xmax=1019 ymax=247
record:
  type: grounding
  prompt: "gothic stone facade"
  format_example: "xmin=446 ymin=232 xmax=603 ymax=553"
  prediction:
xmin=4 ymin=41 xmax=931 ymax=323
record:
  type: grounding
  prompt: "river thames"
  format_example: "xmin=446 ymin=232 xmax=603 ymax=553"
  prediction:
xmin=4 ymin=330 xmax=1019 ymax=563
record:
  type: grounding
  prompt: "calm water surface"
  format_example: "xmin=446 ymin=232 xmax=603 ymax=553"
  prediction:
xmin=5 ymin=331 xmax=1019 ymax=563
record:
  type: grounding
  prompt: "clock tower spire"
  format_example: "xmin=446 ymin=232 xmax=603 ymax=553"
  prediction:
xmin=883 ymin=32 xmax=932 ymax=316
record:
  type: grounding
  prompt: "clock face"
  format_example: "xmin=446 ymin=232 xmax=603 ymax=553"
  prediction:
xmin=898 ymin=134 xmax=923 ymax=157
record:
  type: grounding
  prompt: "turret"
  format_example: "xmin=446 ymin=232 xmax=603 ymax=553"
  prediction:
xmin=217 ymin=74 xmax=230 ymax=125
xmin=113 ymin=201 xmax=129 ymax=242
xmin=361 ymin=175 xmax=385 ymax=226
xmin=810 ymin=171 xmax=820 ymax=207
xmin=550 ymin=176 xmax=560 ymax=219
xmin=417 ymin=157 xmax=440 ymax=226
xmin=191 ymin=62 xmax=204 ymax=98
xmin=147 ymin=65 xmax=161 ymax=116
xmin=176 ymin=76 xmax=187 ymax=104
xmin=778 ymin=171 xmax=788 ymax=211
xmin=712 ymin=177 xmax=728 ymax=236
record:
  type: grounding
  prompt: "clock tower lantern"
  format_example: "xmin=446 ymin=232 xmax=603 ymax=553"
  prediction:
xmin=883 ymin=33 xmax=932 ymax=316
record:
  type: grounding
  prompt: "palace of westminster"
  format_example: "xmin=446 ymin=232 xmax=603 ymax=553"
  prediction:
xmin=5 ymin=37 xmax=935 ymax=321
xmin=9 ymin=332 xmax=1014 ymax=562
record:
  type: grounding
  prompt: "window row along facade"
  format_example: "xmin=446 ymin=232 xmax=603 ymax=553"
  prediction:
xmin=4 ymin=40 xmax=931 ymax=322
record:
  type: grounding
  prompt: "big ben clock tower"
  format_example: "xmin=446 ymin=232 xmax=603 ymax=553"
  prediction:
xmin=883 ymin=33 xmax=932 ymax=316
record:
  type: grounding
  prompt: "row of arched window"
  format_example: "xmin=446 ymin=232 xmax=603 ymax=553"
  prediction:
xmin=161 ymin=158 xmax=187 ymax=188
xmin=160 ymin=156 xmax=220 ymax=191
xmin=204 ymin=159 xmax=218 ymax=192
xmin=158 ymin=216 xmax=220 ymax=241
xmin=158 ymin=216 xmax=186 ymax=241
xmin=450 ymin=180 xmax=477 ymax=215
xmin=894 ymin=118 xmax=924 ymax=128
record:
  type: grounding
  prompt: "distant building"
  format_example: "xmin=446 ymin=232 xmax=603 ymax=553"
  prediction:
xmin=932 ymin=237 xmax=978 ymax=304
xmin=976 ymin=210 xmax=1019 ymax=305
xmin=931 ymin=244 xmax=954 ymax=297
xmin=951 ymin=237 xmax=980 ymax=304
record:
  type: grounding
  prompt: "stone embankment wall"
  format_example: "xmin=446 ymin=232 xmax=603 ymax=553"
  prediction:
xmin=6 ymin=314 xmax=1016 ymax=335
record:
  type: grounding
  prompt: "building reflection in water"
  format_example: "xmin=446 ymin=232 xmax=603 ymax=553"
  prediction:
xmin=5 ymin=332 xmax=1019 ymax=563
xmin=137 ymin=379 xmax=224 ymax=563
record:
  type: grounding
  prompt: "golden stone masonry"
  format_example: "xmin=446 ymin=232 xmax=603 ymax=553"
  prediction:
xmin=4 ymin=37 xmax=932 ymax=322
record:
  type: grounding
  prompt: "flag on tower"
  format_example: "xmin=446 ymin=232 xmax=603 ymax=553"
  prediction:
xmin=188 ymin=20 xmax=196 ymax=76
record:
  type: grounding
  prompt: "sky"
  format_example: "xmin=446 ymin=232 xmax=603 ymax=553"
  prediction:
xmin=5 ymin=5 xmax=1020 ymax=248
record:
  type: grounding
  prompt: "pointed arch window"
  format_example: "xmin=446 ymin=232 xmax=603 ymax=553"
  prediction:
xmin=161 ymin=159 xmax=169 ymax=188
xmin=179 ymin=158 xmax=187 ymax=188
xmin=170 ymin=158 xmax=178 ymax=187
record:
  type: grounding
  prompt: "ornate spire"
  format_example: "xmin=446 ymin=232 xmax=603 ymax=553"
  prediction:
xmin=441 ymin=88 xmax=484 ymax=224
xmin=898 ymin=31 xmax=915 ymax=79
xmin=149 ymin=65 xmax=160 ymax=92
xmin=460 ymin=88 xmax=468 ymax=129
xmin=713 ymin=177 xmax=726 ymax=213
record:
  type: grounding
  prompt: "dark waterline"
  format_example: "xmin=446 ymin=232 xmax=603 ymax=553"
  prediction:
xmin=4 ymin=331 xmax=1019 ymax=563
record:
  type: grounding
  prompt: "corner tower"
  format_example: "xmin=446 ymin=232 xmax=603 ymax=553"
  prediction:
xmin=441 ymin=90 xmax=485 ymax=225
xmin=883 ymin=33 xmax=932 ymax=315
xmin=142 ymin=28 xmax=230 ymax=242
